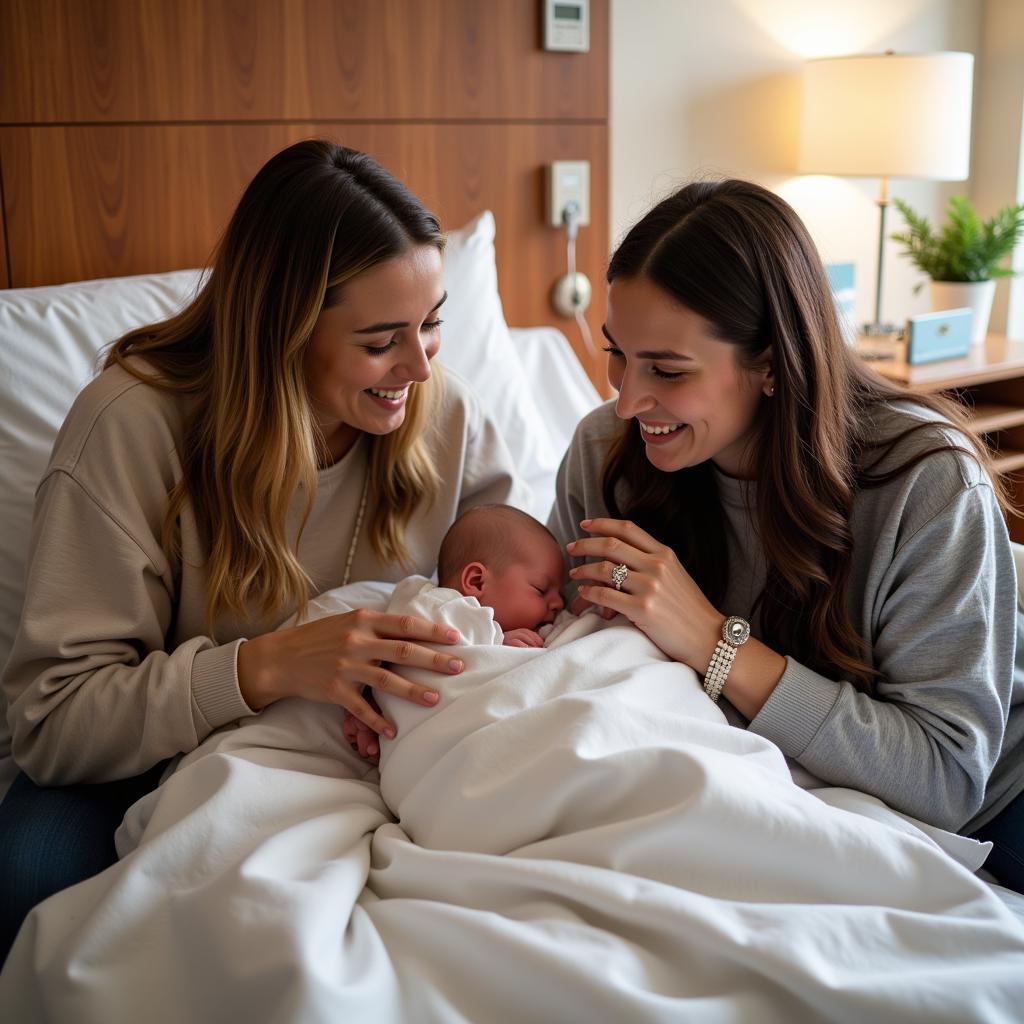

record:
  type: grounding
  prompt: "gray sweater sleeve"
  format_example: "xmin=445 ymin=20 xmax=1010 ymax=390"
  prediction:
xmin=749 ymin=479 xmax=1017 ymax=833
xmin=554 ymin=403 xmax=1022 ymax=834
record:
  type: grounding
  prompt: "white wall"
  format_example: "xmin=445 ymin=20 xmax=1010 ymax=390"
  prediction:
xmin=610 ymin=0 xmax=990 ymax=330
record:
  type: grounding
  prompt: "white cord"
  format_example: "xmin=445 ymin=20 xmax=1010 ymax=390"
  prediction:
xmin=575 ymin=306 xmax=595 ymax=358
xmin=562 ymin=203 xmax=597 ymax=358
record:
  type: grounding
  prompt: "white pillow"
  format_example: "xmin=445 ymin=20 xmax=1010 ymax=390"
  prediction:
xmin=0 ymin=213 xmax=576 ymax=777
xmin=440 ymin=212 xmax=564 ymax=512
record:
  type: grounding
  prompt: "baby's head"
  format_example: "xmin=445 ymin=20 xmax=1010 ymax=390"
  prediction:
xmin=438 ymin=505 xmax=565 ymax=631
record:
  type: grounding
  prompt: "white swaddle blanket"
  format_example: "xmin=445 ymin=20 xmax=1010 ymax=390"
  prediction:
xmin=3 ymin=577 xmax=1023 ymax=1023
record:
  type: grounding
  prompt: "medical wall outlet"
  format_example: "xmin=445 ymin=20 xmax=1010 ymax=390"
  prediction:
xmin=551 ymin=271 xmax=592 ymax=317
xmin=542 ymin=0 xmax=590 ymax=53
xmin=547 ymin=161 xmax=590 ymax=228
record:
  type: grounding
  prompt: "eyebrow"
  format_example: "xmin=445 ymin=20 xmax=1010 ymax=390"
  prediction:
xmin=353 ymin=292 xmax=448 ymax=335
xmin=601 ymin=323 xmax=695 ymax=362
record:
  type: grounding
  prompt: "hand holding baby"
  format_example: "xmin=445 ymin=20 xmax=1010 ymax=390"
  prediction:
xmin=344 ymin=504 xmax=567 ymax=760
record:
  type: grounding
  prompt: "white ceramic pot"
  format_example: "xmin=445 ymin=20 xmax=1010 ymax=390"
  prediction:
xmin=929 ymin=279 xmax=997 ymax=346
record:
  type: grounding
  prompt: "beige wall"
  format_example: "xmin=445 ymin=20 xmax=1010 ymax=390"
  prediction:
xmin=971 ymin=0 xmax=1024 ymax=337
xmin=611 ymin=0 xmax=1000 ymax=330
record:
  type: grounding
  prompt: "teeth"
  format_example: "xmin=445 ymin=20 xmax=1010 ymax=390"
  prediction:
xmin=369 ymin=387 xmax=407 ymax=400
xmin=640 ymin=421 xmax=683 ymax=436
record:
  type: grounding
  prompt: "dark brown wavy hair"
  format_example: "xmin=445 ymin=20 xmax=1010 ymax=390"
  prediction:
xmin=601 ymin=179 xmax=1005 ymax=690
xmin=106 ymin=139 xmax=445 ymax=632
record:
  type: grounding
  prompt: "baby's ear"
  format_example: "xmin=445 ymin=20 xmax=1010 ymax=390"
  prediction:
xmin=460 ymin=562 xmax=488 ymax=597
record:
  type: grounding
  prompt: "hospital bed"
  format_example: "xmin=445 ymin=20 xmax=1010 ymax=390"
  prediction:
xmin=1 ymin=214 xmax=1023 ymax=1020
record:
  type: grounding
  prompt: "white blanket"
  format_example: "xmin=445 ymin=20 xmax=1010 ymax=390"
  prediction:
xmin=2 ymin=579 xmax=1023 ymax=1022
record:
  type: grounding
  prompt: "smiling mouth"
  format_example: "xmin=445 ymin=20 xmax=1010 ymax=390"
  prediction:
xmin=366 ymin=386 xmax=409 ymax=401
xmin=638 ymin=421 xmax=684 ymax=436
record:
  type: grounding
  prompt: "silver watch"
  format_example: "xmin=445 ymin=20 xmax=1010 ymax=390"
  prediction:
xmin=703 ymin=616 xmax=750 ymax=703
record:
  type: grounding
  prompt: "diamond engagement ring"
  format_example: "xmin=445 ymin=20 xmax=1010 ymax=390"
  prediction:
xmin=611 ymin=563 xmax=629 ymax=590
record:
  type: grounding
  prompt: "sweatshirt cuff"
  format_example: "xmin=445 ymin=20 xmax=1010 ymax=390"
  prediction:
xmin=191 ymin=640 xmax=257 ymax=730
xmin=747 ymin=656 xmax=842 ymax=758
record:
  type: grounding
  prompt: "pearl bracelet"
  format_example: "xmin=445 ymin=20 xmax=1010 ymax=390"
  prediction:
xmin=703 ymin=641 xmax=736 ymax=703
xmin=702 ymin=616 xmax=751 ymax=703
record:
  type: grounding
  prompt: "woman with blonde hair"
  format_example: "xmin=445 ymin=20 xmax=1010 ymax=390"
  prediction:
xmin=552 ymin=179 xmax=1024 ymax=892
xmin=0 ymin=139 xmax=524 ymax=957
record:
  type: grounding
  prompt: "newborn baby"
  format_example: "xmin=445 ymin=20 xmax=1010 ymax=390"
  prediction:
xmin=342 ymin=503 xmax=567 ymax=759
xmin=436 ymin=503 xmax=565 ymax=646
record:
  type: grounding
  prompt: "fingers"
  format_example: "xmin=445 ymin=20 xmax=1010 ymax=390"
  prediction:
xmin=356 ymin=722 xmax=380 ymax=761
xmin=577 ymin=583 xmax=630 ymax=619
xmin=358 ymin=694 xmax=381 ymax=758
xmin=566 ymin=534 xmax=648 ymax=570
xmin=569 ymin=558 xmax=636 ymax=593
xmin=347 ymin=696 xmax=397 ymax=740
xmin=343 ymin=712 xmax=380 ymax=760
xmin=579 ymin=517 xmax=663 ymax=555
xmin=372 ymin=612 xmax=462 ymax=646
xmin=577 ymin=589 xmax=614 ymax=618
xmin=341 ymin=662 xmax=444 ymax=747
xmin=503 ymin=629 xmax=544 ymax=647
xmin=360 ymin=663 xmax=443 ymax=710
xmin=371 ymin=638 xmax=465 ymax=677
xmin=569 ymin=594 xmax=592 ymax=616
xmin=342 ymin=713 xmax=359 ymax=744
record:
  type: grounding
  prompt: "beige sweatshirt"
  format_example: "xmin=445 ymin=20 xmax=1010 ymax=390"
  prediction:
xmin=3 ymin=361 xmax=525 ymax=785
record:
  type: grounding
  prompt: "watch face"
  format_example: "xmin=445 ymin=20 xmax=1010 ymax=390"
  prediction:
xmin=723 ymin=616 xmax=751 ymax=646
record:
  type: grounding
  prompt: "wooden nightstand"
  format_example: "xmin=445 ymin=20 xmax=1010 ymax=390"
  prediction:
xmin=857 ymin=333 xmax=1024 ymax=541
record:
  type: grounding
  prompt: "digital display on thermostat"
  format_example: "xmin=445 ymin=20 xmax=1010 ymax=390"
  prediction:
xmin=554 ymin=5 xmax=582 ymax=19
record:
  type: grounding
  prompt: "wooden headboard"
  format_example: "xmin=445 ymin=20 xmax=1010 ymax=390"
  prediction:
xmin=0 ymin=0 xmax=610 ymax=392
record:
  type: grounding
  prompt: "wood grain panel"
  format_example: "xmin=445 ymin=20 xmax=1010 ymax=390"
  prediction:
xmin=0 ymin=0 xmax=609 ymax=124
xmin=0 ymin=156 xmax=8 ymax=288
xmin=1 ymin=124 xmax=609 ymax=385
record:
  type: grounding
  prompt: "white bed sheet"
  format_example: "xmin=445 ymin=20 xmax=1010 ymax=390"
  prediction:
xmin=3 ymin=581 xmax=1022 ymax=1022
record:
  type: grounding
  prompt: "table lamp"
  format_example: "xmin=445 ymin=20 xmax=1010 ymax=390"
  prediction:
xmin=799 ymin=51 xmax=974 ymax=335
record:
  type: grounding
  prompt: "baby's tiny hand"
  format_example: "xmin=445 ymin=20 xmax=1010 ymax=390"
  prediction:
xmin=502 ymin=627 xmax=545 ymax=648
xmin=342 ymin=705 xmax=381 ymax=763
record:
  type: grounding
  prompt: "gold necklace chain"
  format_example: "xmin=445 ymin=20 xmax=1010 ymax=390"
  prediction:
xmin=341 ymin=472 xmax=369 ymax=588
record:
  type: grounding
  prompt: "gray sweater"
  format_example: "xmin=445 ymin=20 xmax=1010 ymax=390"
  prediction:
xmin=549 ymin=400 xmax=1024 ymax=834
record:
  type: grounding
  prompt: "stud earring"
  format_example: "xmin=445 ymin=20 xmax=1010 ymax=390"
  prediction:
xmin=765 ymin=385 xmax=775 ymax=397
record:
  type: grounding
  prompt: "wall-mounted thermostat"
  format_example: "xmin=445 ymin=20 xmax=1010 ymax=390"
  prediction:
xmin=543 ymin=0 xmax=589 ymax=53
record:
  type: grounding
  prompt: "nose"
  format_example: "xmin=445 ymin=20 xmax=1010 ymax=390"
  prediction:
xmin=396 ymin=338 xmax=433 ymax=384
xmin=549 ymin=591 xmax=564 ymax=615
xmin=614 ymin=367 xmax=656 ymax=420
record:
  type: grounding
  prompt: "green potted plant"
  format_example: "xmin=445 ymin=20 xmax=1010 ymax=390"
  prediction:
xmin=891 ymin=195 xmax=1024 ymax=344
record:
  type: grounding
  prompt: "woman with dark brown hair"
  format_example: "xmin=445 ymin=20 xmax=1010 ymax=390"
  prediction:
xmin=0 ymin=139 xmax=525 ymax=958
xmin=550 ymin=179 xmax=1024 ymax=893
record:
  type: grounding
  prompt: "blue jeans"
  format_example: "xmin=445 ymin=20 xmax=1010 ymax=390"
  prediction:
xmin=972 ymin=787 xmax=1024 ymax=895
xmin=0 ymin=764 xmax=166 ymax=966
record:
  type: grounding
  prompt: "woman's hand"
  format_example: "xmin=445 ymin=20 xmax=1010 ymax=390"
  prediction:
xmin=567 ymin=517 xmax=724 ymax=672
xmin=237 ymin=609 xmax=463 ymax=739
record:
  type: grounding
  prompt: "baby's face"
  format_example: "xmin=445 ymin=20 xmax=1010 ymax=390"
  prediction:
xmin=484 ymin=540 xmax=565 ymax=632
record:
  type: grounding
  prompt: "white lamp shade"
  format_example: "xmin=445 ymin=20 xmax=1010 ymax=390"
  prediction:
xmin=799 ymin=52 xmax=974 ymax=179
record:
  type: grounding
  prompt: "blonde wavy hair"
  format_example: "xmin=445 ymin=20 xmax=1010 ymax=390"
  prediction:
xmin=105 ymin=140 xmax=444 ymax=633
